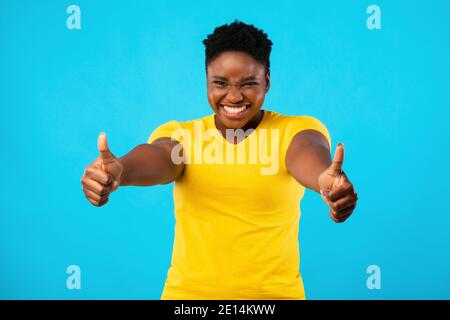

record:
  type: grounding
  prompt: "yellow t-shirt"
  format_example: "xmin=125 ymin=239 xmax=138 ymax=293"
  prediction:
xmin=147 ymin=109 xmax=331 ymax=300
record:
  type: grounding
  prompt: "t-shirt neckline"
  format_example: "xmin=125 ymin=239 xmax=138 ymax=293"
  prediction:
xmin=211 ymin=109 xmax=268 ymax=146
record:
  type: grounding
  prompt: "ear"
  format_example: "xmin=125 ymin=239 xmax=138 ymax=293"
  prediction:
xmin=265 ymin=70 xmax=271 ymax=93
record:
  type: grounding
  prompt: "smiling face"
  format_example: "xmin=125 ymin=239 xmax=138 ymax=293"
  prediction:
xmin=207 ymin=51 xmax=270 ymax=130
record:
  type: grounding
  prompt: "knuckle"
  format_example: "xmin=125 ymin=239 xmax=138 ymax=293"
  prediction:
xmin=89 ymin=199 xmax=99 ymax=206
xmin=103 ymin=174 xmax=112 ymax=184
xmin=82 ymin=176 xmax=93 ymax=186
xmin=85 ymin=167 xmax=93 ymax=175
xmin=83 ymin=188 xmax=91 ymax=197
xmin=340 ymin=183 xmax=350 ymax=192
xmin=98 ymin=186 xmax=106 ymax=195
xmin=90 ymin=192 xmax=100 ymax=201
xmin=332 ymin=213 xmax=347 ymax=223
xmin=346 ymin=184 xmax=354 ymax=193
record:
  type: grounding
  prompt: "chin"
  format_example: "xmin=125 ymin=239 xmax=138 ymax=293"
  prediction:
xmin=216 ymin=114 xmax=253 ymax=130
xmin=213 ymin=104 xmax=260 ymax=130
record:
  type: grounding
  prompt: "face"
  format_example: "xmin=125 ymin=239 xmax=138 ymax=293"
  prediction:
xmin=206 ymin=51 xmax=270 ymax=129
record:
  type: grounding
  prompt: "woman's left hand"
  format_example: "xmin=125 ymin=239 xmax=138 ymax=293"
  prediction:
xmin=318 ymin=143 xmax=358 ymax=223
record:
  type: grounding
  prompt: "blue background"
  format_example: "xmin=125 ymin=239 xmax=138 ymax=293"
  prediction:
xmin=1 ymin=0 xmax=449 ymax=299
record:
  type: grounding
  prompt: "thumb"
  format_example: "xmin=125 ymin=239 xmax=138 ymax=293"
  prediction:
xmin=97 ymin=132 xmax=115 ymax=164
xmin=329 ymin=143 xmax=344 ymax=173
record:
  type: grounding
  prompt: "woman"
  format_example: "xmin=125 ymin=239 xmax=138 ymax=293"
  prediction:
xmin=81 ymin=20 xmax=358 ymax=300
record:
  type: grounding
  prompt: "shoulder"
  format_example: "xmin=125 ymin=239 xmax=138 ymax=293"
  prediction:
xmin=147 ymin=114 xmax=213 ymax=144
xmin=264 ymin=110 xmax=331 ymax=149
xmin=264 ymin=110 xmax=328 ymax=132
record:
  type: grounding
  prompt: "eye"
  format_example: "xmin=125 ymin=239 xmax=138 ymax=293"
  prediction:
xmin=212 ymin=80 xmax=227 ymax=88
xmin=242 ymin=81 xmax=259 ymax=87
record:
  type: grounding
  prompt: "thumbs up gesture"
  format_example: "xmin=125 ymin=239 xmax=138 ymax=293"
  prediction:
xmin=81 ymin=132 xmax=123 ymax=206
xmin=318 ymin=143 xmax=358 ymax=223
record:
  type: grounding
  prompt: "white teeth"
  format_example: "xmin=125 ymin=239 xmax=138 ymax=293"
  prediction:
xmin=223 ymin=105 xmax=247 ymax=114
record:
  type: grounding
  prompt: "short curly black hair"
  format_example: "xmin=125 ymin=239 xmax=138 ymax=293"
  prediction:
xmin=202 ymin=20 xmax=273 ymax=73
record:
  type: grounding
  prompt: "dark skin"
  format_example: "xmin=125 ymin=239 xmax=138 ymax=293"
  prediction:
xmin=206 ymin=52 xmax=269 ymax=142
xmin=81 ymin=51 xmax=357 ymax=222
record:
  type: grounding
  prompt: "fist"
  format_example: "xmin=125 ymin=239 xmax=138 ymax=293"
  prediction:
xmin=81 ymin=132 xmax=123 ymax=207
xmin=318 ymin=143 xmax=358 ymax=223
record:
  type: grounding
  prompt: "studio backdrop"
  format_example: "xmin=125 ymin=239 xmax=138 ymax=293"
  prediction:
xmin=1 ymin=0 xmax=449 ymax=299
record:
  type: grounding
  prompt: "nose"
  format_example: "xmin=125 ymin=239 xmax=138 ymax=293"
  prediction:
xmin=226 ymin=85 xmax=243 ymax=103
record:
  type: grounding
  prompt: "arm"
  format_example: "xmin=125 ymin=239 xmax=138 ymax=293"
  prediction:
xmin=285 ymin=130 xmax=358 ymax=223
xmin=81 ymin=134 xmax=184 ymax=207
xmin=119 ymin=137 xmax=184 ymax=186
xmin=285 ymin=129 xmax=331 ymax=193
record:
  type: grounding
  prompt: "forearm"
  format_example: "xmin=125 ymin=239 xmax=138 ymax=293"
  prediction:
xmin=118 ymin=143 xmax=183 ymax=186
xmin=286 ymin=130 xmax=332 ymax=193
xmin=288 ymin=145 xmax=331 ymax=192
xmin=288 ymin=144 xmax=331 ymax=192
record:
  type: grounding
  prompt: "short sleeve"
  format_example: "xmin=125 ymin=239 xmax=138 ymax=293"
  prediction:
xmin=284 ymin=116 xmax=331 ymax=150
xmin=147 ymin=120 xmax=186 ymax=145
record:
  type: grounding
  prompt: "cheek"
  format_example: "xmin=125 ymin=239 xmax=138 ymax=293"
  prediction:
xmin=249 ymin=90 xmax=266 ymax=103
xmin=207 ymin=91 xmax=215 ymax=103
xmin=207 ymin=90 xmax=219 ymax=107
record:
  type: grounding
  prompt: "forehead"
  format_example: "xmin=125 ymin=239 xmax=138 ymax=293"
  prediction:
xmin=207 ymin=51 xmax=265 ymax=80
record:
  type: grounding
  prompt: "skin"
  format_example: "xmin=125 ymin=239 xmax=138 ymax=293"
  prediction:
xmin=206 ymin=51 xmax=270 ymax=141
xmin=81 ymin=51 xmax=358 ymax=222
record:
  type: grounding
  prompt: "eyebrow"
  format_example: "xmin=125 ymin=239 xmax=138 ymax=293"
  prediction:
xmin=211 ymin=76 xmax=259 ymax=82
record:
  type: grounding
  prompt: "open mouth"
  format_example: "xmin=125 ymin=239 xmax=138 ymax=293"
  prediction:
xmin=218 ymin=104 xmax=250 ymax=119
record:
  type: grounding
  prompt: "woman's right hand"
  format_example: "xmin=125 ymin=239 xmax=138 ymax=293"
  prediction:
xmin=81 ymin=133 xmax=124 ymax=207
